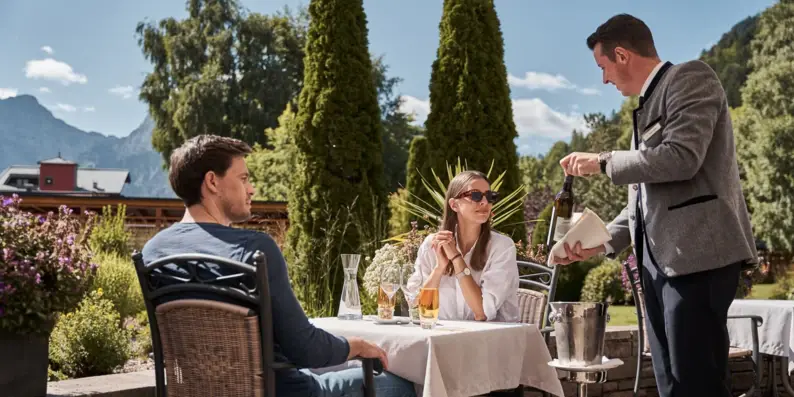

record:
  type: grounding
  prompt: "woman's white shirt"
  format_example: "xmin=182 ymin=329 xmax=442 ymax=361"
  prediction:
xmin=407 ymin=231 xmax=519 ymax=322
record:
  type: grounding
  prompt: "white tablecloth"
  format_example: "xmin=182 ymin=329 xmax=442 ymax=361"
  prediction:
xmin=310 ymin=317 xmax=564 ymax=397
xmin=728 ymin=299 xmax=794 ymax=373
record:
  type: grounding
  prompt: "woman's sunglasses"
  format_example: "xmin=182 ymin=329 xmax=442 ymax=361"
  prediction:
xmin=457 ymin=190 xmax=499 ymax=204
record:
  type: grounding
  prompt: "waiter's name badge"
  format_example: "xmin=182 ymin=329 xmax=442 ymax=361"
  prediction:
xmin=639 ymin=122 xmax=662 ymax=149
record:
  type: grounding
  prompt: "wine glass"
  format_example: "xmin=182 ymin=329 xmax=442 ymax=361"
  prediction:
xmin=378 ymin=267 xmax=400 ymax=320
xmin=400 ymin=263 xmax=420 ymax=325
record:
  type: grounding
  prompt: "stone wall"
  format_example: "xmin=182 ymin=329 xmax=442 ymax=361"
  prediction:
xmin=46 ymin=325 xmax=786 ymax=397
xmin=523 ymin=325 xmax=772 ymax=397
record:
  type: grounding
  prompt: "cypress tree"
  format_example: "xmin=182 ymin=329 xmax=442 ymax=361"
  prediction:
xmin=401 ymin=135 xmax=433 ymax=230
xmin=285 ymin=0 xmax=386 ymax=316
xmin=425 ymin=0 xmax=525 ymax=241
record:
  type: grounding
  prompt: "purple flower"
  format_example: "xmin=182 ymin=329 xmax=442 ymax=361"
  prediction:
xmin=1 ymin=198 xmax=12 ymax=207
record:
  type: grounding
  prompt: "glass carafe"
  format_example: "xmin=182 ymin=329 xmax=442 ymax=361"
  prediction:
xmin=337 ymin=254 xmax=363 ymax=320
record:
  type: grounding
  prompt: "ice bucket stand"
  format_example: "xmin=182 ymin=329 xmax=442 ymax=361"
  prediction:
xmin=547 ymin=357 xmax=624 ymax=397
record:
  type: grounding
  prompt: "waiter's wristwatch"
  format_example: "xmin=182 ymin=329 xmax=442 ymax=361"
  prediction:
xmin=455 ymin=267 xmax=471 ymax=280
xmin=598 ymin=151 xmax=613 ymax=174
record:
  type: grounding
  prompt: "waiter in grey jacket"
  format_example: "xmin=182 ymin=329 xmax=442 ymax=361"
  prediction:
xmin=551 ymin=14 xmax=757 ymax=397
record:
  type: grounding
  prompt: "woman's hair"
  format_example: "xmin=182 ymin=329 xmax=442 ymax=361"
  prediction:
xmin=439 ymin=170 xmax=492 ymax=275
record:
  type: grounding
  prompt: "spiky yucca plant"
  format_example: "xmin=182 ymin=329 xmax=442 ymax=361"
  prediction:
xmin=394 ymin=158 xmax=527 ymax=236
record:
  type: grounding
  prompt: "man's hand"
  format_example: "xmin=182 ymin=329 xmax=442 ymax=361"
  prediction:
xmin=347 ymin=336 xmax=389 ymax=370
xmin=560 ymin=152 xmax=600 ymax=177
xmin=551 ymin=242 xmax=606 ymax=265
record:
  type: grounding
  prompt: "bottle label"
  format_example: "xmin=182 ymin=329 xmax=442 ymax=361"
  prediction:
xmin=553 ymin=217 xmax=571 ymax=241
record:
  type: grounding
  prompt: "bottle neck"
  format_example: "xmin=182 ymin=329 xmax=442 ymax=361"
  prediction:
xmin=562 ymin=175 xmax=574 ymax=191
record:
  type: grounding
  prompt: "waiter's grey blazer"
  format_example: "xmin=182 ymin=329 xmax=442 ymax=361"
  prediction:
xmin=605 ymin=60 xmax=757 ymax=277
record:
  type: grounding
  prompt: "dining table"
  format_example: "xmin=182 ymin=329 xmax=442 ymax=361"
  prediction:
xmin=309 ymin=315 xmax=565 ymax=397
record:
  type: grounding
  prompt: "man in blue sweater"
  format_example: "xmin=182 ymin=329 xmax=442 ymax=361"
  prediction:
xmin=142 ymin=135 xmax=416 ymax=397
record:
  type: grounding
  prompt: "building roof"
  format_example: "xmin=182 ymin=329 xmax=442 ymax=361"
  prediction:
xmin=0 ymin=165 xmax=131 ymax=195
xmin=38 ymin=156 xmax=77 ymax=165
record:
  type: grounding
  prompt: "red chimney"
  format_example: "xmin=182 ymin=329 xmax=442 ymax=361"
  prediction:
xmin=38 ymin=153 xmax=78 ymax=191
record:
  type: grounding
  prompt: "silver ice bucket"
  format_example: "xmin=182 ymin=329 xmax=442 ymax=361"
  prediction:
xmin=549 ymin=301 xmax=610 ymax=367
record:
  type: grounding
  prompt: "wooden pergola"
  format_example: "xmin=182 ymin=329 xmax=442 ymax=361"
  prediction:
xmin=10 ymin=193 xmax=288 ymax=231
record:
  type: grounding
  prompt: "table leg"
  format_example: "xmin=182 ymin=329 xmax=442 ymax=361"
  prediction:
xmin=577 ymin=383 xmax=588 ymax=397
xmin=771 ymin=358 xmax=780 ymax=397
xmin=779 ymin=356 xmax=794 ymax=396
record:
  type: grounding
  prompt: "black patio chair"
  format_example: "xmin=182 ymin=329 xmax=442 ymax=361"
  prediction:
xmin=132 ymin=250 xmax=381 ymax=397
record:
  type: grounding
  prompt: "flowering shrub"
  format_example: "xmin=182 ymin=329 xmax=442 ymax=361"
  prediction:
xmin=362 ymin=243 xmax=414 ymax=296
xmin=0 ymin=194 xmax=98 ymax=335
xmin=620 ymin=254 xmax=639 ymax=298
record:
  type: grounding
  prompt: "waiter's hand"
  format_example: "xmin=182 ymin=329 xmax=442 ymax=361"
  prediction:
xmin=551 ymin=242 xmax=606 ymax=265
xmin=560 ymin=152 xmax=600 ymax=177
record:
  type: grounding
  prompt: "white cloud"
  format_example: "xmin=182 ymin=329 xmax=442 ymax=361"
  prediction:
xmin=39 ymin=87 xmax=51 ymax=93
xmin=83 ymin=106 xmax=95 ymax=112
xmin=109 ymin=85 xmax=136 ymax=99
xmin=398 ymin=95 xmax=431 ymax=125
xmin=55 ymin=103 xmax=77 ymax=112
xmin=24 ymin=58 xmax=87 ymax=85
xmin=41 ymin=46 xmax=54 ymax=55
xmin=509 ymin=71 xmax=600 ymax=96
xmin=508 ymin=72 xmax=574 ymax=91
xmin=399 ymin=95 xmax=587 ymax=142
xmin=578 ymin=88 xmax=601 ymax=96
xmin=512 ymin=98 xmax=588 ymax=139
xmin=0 ymin=88 xmax=18 ymax=99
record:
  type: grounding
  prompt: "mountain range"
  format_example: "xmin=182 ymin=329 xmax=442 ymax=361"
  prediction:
xmin=0 ymin=95 xmax=174 ymax=198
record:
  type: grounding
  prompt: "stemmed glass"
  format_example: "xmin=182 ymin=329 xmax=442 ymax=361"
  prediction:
xmin=400 ymin=263 xmax=420 ymax=325
xmin=378 ymin=268 xmax=400 ymax=320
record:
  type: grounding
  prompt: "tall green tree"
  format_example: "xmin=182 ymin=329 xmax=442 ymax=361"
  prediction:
xmin=248 ymin=58 xmax=417 ymax=202
xmin=372 ymin=56 xmax=423 ymax=192
xmin=136 ymin=0 xmax=307 ymax=166
xmin=580 ymin=113 xmax=628 ymax=222
xmin=285 ymin=0 xmax=386 ymax=316
xmin=424 ymin=0 xmax=525 ymax=241
xmin=699 ymin=15 xmax=759 ymax=108
xmin=738 ymin=0 xmax=794 ymax=254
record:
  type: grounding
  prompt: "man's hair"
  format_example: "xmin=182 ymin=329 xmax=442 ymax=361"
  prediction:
xmin=168 ymin=134 xmax=252 ymax=206
xmin=587 ymin=14 xmax=658 ymax=61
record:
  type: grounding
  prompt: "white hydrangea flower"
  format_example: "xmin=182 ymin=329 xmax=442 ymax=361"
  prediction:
xmin=362 ymin=243 xmax=412 ymax=296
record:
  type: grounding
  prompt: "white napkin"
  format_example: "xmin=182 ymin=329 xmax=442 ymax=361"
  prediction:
xmin=549 ymin=207 xmax=612 ymax=260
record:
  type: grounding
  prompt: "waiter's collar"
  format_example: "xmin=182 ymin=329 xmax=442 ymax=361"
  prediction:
xmin=641 ymin=61 xmax=665 ymax=97
xmin=638 ymin=61 xmax=673 ymax=106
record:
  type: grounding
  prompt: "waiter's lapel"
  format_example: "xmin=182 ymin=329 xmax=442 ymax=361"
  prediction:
xmin=633 ymin=61 xmax=673 ymax=148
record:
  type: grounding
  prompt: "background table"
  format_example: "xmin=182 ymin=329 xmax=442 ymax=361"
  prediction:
xmin=728 ymin=299 xmax=794 ymax=396
xmin=310 ymin=317 xmax=564 ymax=397
xmin=728 ymin=299 xmax=794 ymax=373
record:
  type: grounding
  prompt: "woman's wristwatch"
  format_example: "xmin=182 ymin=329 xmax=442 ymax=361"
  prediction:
xmin=455 ymin=267 xmax=471 ymax=280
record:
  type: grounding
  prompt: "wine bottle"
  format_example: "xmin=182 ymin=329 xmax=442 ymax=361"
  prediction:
xmin=548 ymin=175 xmax=574 ymax=245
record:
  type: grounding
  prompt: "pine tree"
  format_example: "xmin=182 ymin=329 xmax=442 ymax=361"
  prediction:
xmin=284 ymin=0 xmax=386 ymax=316
xmin=424 ymin=0 xmax=525 ymax=241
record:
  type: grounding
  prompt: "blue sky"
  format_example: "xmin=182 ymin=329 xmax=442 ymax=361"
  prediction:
xmin=0 ymin=0 xmax=775 ymax=154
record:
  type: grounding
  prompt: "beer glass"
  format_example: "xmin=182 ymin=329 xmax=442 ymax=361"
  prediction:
xmin=418 ymin=287 xmax=439 ymax=329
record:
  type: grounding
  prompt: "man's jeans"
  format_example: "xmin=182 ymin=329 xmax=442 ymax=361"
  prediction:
xmin=302 ymin=368 xmax=416 ymax=397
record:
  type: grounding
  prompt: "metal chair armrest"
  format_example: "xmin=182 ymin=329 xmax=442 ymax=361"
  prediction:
xmin=727 ymin=314 xmax=763 ymax=396
xmin=354 ymin=357 xmax=380 ymax=397
xmin=727 ymin=314 xmax=764 ymax=327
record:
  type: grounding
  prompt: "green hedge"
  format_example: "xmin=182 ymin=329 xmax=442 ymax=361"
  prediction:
xmin=49 ymin=290 xmax=132 ymax=378
xmin=581 ymin=259 xmax=627 ymax=304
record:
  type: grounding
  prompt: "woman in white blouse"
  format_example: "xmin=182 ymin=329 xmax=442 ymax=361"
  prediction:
xmin=407 ymin=170 xmax=519 ymax=322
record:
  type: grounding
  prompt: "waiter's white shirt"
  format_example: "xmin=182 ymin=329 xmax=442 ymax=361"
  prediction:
xmin=604 ymin=60 xmax=664 ymax=256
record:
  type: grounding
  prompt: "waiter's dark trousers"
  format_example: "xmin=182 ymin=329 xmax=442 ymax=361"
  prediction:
xmin=641 ymin=261 xmax=741 ymax=397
